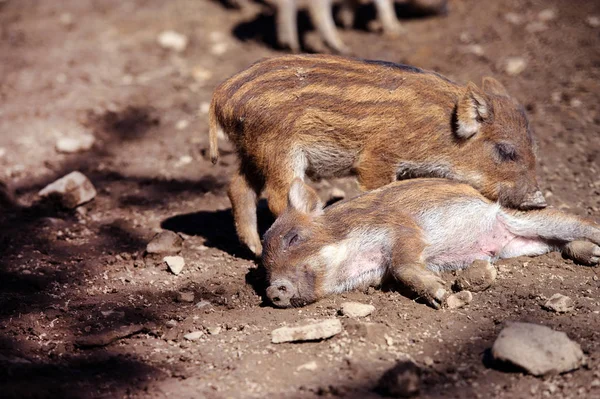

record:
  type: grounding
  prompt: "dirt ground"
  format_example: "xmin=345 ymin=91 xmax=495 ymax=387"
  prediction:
xmin=1 ymin=0 xmax=599 ymax=398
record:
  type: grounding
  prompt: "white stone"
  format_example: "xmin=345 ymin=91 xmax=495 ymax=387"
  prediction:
xmin=175 ymin=120 xmax=189 ymax=130
xmin=183 ymin=331 xmax=203 ymax=341
xmin=192 ymin=66 xmax=212 ymax=83
xmin=157 ymin=30 xmax=188 ymax=52
xmin=538 ymin=9 xmax=557 ymax=22
xmin=587 ymin=16 xmax=600 ymax=28
xmin=147 ymin=231 xmax=183 ymax=254
xmin=56 ymin=134 xmax=95 ymax=153
xmin=164 ymin=256 xmax=185 ymax=275
xmin=491 ymin=322 xmax=585 ymax=376
xmin=199 ymin=102 xmax=210 ymax=114
xmin=504 ymin=57 xmax=527 ymax=76
xmin=208 ymin=326 xmax=222 ymax=335
xmin=271 ymin=319 xmax=342 ymax=343
xmin=446 ymin=291 xmax=473 ymax=309
xmin=297 ymin=361 xmax=318 ymax=371
xmin=340 ymin=302 xmax=375 ymax=318
xmin=543 ymin=293 xmax=574 ymax=313
xmin=504 ymin=13 xmax=524 ymax=25
xmin=38 ymin=171 xmax=96 ymax=208
xmin=210 ymin=42 xmax=228 ymax=56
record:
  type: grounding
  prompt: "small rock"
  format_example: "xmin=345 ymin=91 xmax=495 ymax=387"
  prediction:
xmin=59 ymin=12 xmax=74 ymax=27
xmin=191 ymin=66 xmax=213 ymax=83
xmin=176 ymin=291 xmax=194 ymax=303
xmin=491 ymin=322 xmax=585 ymax=376
xmin=157 ymin=30 xmax=188 ymax=52
xmin=504 ymin=57 xmax=527 ymax=76
xmin=55 ymin=134 xmax=95 ymax=153
xmin=271 ymin=319 xmax=342 ymax=344
xmin=537 ymin=9 xmax=557 ymax=22
xmin=175 ymin=120 xmax=189 ymax=130
xmin=570 ymin=98 xmax=583 ymax=108
xmin=207 ymin=326 xmax=221 ymax=335
xmin=76 ymin=324 xmax=147 ymax=348
xmin=543 ymin=293 xmax=574 ymax=313
xmin=164 ymin=256 xmax=185 ymax=275
xmin=453 ymin=260 xmax=497 ymax=292
xmin=465 ymin=44 xmax=484 ymax=56
xmin=423 ymin=356 xmax=434 ymax=367
xmin=210 ymin=42 xmax=228 ymax=56
xmin=587 ymin=16 xmax=600 ymax=28
xmin=446 ymin=291 xmax=473 ymax=309
xmin=376 ymin=361 xmax=421 ymax=398
xmin=297 ymin=361 xmax=318 ymax=372
xmin=199 ymin=102 xmax=210 ymax=115
xmin=526 ymin=22 xmax=548 ymax=33
xmin=166 ymin=320 xmax=178 ymax=328
xmin=504 ymin=13 xmax=524 ymax=25
xmin=183 ymin=331 xmax=203 ymax=341
xmin=38 ymin=171 xmax=96 ymax=208
xmin=146 ymin=231 xmax=183 ymax=254
xmin=340 ymin=302 xmax=375 ymax=318
xmin=196 ymin=300 xmax=212 ymax=309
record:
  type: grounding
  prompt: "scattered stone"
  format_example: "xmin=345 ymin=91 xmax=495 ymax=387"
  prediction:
xmin=339 ymin=302 xmax=375 ymax=318
xmin=297 ymin=361 xmax=318 ymax=372
xmin=146 ymin=230 xmax=183 ymax=254
xmin=176 ymin=291 xmax=195 ymax=303
xmin=587 ymin=16 xmax=600 ymax=28
xmin=207 ymin=326 xmax=222 ymax=335
xmin=38 ymin=171 xmax=97 ymax=208
xmin=453 ymin=260 xmax=497 ymax=292
xmin=504 ymin=12 xmax=524 ymax=25
xmin=491 ymin=322 xmax=585 ymax=376
xmin=210 ymin=42 xmax=228 ymax=56
xmin=175 ymin=120 xmax=189 ymax=130
xmin=465 ymin=44 xmax=484 ymax=56
xmin=537 ymin=9 xmax=557 ymax=22
xmin=76 ymin=324 xmax=147 ymax=348
xmin=271 ymin=319 xmax=342 ymax=344
xmin=526 ymin=22 xmax=548 ymax=33
xmin=55 ymin=134 xmax=95 ymax=153
xmin=423 ymin=356 xmax=434 ymax=367
xmin=199 ymin=102 xmax=210 ymax=114
xmin=376 ymin=361 xmax=421 ymax=397
xmin=446 ymin=291 xmax=473 ymax=309
xmin=570 ymin=98 xmax=583 ymax=108
xmin=543 ymin=293 xmax=574 ymax=313
xmin=196 ymin=300 xmax=212 ymax=309
xmin=164 ymin=256 xmax=185 ymax=275
xmin=59 ymin=12 xmax=74 ymax=27
xmin=504 ymin=57 xmax=527 ymax=76
xmin=166 ymin=320 xmax=178 ymax=328
xmin=191 ymin=66 xmax=213 ymax=83
xmin=183 ymin=331 xmax=203 ymax=341
xmin=157 ymin=30 xmax=188 ymax=52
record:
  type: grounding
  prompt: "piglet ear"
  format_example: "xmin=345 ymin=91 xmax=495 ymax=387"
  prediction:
xmin=455 ymin=82 xmax=489 ymax=139
xmin=482 ymin=76 xmax=510 ymax=97
xmin=288 ymin=178 xmax=324 ymax=216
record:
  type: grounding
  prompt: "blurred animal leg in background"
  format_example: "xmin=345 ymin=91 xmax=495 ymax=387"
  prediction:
xmin=307 ymin=0 xmax=349 ymax=53
xmin=276 ymin=0 xmax=301 ymax=52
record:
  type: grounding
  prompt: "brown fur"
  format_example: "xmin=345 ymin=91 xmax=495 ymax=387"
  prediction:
xmin=262 ymin=178 xmax=600 ymax=309
xmin=209 ymin=54 xmax=544 ymax=256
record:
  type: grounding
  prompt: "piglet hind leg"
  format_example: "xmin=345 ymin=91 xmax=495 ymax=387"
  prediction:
xmin=562 ymin=241 xmax=600 ymax=266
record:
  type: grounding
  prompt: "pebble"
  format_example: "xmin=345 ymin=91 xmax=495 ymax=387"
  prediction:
xmin=271 ymin=319 xmax=342 ymax=344
xmin=526 ymin=22 xmax=547 ymax=33
xmin=191 ymin=66 xmax=213 ymax=83
xmin=166 ymin=320 xmax=178 ymax=328
xmin=164 ymin=256 xmax=185 ymax=275
xmin=537 ymin=9 xmax=557 ymax=22
xmin=55 ymin=134 xmax=95 ymax=153
xmin=504 ymin=13 xmax=524 ymax=25
xmin=587 ymin=16 xmax=600 ymax=28
xmin=207 ymin=326 xmax=222 ymax=335
xmin=146 ymin=231 xmax=183 ymax=254
xmin=199 ymin=102 xmax=210 ymax=114
xmin=38 ymin=171 xmax=97 ymax=208
xmin=453 ymin=260 xmax=497 ymax=292
xmin=340 ymin=302 xmax=375 ymax=318
xmin=175 ymin=120 xmax=189 ymax=130
xmin=543 ymin=293 xmax=574 ymax=313
xmin=176 ymin=291 xmax=195 ymax=303
xmin=504 ymin=57 xmax=527 ymax=76
xmin=297 ymin=361 xmax=318 ymax=372
xmin=446 ymin=291 xmax=473 ymax=309
xmin=491 ymin=322 xmax=585 ymax=376
xmin=157 ymin=30 xmax=188 ymax=52
xmin=183 ymin=331 xmax=203 ymax=341
xmin=376 ymin=361 xmax=421 ymax=397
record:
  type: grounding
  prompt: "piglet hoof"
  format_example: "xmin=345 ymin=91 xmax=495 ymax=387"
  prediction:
xmin=420 ymin=277 xmax=448 ymax=309
xmin=562 ymin=241 xmax=600 ymax=266
xmin=382 ymin=24 xmax=406 ymax=38
xmin=453 ymin=259 xmax=497 ymax=292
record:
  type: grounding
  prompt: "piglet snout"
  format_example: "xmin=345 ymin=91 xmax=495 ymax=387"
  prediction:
xmin=519 ymin=190 xmax=547 ymax=210
xmin=266 ymin=279 xmax=297 ymax=308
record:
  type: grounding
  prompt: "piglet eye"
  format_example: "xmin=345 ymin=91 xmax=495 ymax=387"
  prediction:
xmin=495 ymin=143 xmax=518 ymax=162
xmin=282 ymin=230 xmax=301 ymax=250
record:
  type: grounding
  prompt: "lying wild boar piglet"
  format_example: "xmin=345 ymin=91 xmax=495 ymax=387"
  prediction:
xmin=262 ymin=178 xmax=599 ymax=308
xmin=209 ymin=54 xmax=545 ymax=256
xmin=273 ymin=0 xmax=448 ymax=53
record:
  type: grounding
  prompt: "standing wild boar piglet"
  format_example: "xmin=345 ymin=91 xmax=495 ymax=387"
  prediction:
xmin=262 ymin=178 xmax=600 ymax=308
xmin=209 ymin=54 xmax=545 ymax=256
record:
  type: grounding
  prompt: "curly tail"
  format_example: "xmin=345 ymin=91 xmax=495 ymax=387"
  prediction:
xmin=208 ymin=99 xmax=221 ymax=165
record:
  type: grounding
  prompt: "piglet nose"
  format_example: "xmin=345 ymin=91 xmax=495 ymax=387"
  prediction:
xmin=520 ymin=190 xmax=547 ymax=210
xmin=266 ymin=279 xmax=295 ymax=308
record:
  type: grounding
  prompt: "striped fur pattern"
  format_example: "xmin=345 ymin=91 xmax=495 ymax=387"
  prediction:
xmin=262 ymin=178 xmax=600 ymax=309
xmin=209 ymin=54 xmax=544 ymax=256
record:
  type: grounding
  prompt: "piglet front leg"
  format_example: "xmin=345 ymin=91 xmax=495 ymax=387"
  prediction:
xmin=562 ymin=241 xmax=600 ymax=266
